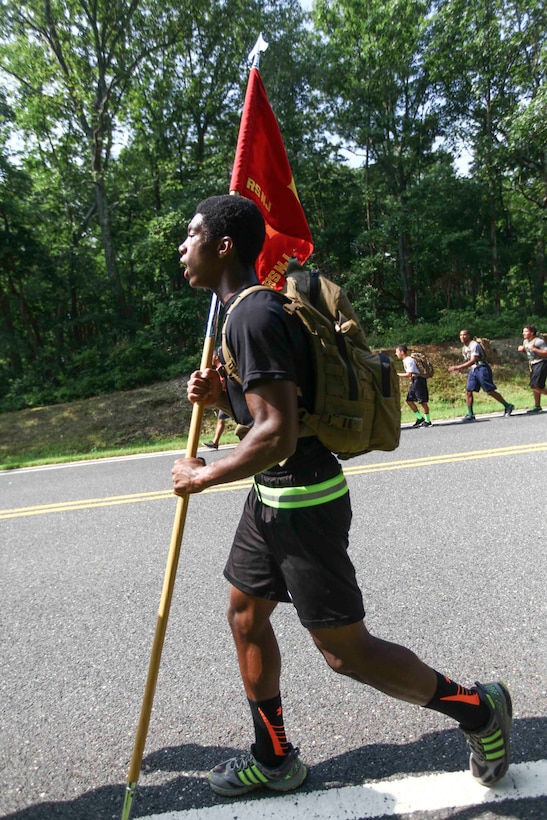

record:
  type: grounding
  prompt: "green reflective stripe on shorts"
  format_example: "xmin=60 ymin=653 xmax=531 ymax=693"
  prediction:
xmin=255 ymin=472 xmax=348 ymax=508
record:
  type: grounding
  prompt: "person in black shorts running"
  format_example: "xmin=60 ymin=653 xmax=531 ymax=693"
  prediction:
xmin=395 ymin=344 xmax=432 ymax=427
xmin=518 ymin=325 xmax=547 ymax=413
xmin=202 ymin=350 xmax=230 ymax=449
xmin=171 ymin=194 xmax=512 ymax=798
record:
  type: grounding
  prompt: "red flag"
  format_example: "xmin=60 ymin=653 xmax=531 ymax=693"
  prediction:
xmin=230 ymin=67 xmax=313 ymax=289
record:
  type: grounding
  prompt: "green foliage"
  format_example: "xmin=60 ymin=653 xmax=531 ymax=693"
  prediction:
xmin=0 ymin=281 xmax=208 ymax=409
xmin=0 ymin=1 xmax=545 ymax=412
xmin=369 ymin=308 xmax=538 ymax=348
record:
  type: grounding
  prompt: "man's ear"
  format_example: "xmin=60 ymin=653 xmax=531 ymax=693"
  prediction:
xmin=217 ymin=235 xmax=234 ymax=258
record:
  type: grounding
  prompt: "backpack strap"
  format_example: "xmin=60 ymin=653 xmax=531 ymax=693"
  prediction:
xmin=309 ymin=269 xmax=320 ymax=307
xmin=221 ymin=284 xmax=305 ymax=405
xmin=221 ymin=285 xmax=270 ymax=384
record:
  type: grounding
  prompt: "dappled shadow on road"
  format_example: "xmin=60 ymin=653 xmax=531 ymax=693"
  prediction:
xmin=2 ymin=717 xmax=545 ymax=820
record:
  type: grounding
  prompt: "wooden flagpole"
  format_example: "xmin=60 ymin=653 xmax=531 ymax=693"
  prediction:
xmin=121 ymin=295 xmax=221 ymax=820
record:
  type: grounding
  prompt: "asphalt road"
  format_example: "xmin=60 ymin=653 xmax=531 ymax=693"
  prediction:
xmin=1 ymin=412 xmax=546 ymax=820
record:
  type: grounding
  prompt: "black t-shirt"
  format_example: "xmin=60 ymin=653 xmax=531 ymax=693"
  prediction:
xmin=221 ymin=288 xmax=339 ymax=484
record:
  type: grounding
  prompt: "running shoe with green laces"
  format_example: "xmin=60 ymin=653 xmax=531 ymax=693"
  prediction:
xmin=208 ymin=744 xmax=307 ymax=797
xmin=462 ymin=681 xmax=512 ymax=786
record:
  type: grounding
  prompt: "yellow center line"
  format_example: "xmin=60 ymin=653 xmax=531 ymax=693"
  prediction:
xmin=342 ymin=441 xmax=547 ymax=475
xmin=1 ymin=442 xmax=546 ymax=520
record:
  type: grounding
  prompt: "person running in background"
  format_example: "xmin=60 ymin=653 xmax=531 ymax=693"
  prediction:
xmin=518 ymin=325 xmax=547 ymax=414
xmin=448 ymin=330 xmax=514 ymax=422
xmin=395 ymin=345 xmax=432 ymax=427
xmin=203 ymin=350 xmax=230 ymax=449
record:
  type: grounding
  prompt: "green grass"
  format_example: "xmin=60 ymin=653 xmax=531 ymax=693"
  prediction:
xmin=400 ymin=390 xmax=530 ymax=424
xmin=0 ymin=337 xmax=535 ymax=470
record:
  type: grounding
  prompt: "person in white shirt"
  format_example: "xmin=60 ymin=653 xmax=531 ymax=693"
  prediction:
xmin=395 ymin=345 xmax=431 ymax=427
xmin=518 ymin=325 xmax=547 ymax=413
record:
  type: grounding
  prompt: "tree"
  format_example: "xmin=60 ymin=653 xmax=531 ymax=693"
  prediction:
xmin=501 ymin=2 xmax=547 ymax=314
xmin=429 ymin=0 xmax=546 ymax=314
xmin=313 ymin=0 xmax=442 ymax=320
xmin=0 ymin=0 xmax=322 ymax=406
xmin=0 ymin=0 xmax=192 ymax=318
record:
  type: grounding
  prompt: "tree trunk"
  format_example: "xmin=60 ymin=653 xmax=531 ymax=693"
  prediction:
xmin=488 ymin=177 xmax=501 ymax=315
xmin=0 ymin=280 xmax=22 ymax=374
xmin=532 ymin=238 xmax=545 ymax=315
xmin=399 ymin=232 xmax=417 ymax=320
xmin=94 ymin=176 xmax=128 ymax=318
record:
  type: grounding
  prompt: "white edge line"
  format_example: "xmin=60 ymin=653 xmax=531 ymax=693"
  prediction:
xmin=140 ymin=760 xmax=547 ymax=820
xmin=0 ymin=445 xmax=242 ymax=475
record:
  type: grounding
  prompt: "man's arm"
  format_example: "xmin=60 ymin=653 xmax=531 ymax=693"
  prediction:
xmin=449 ymin=349 xmax=479 ymax=373
xmin=172 ymin=379 xmax=299 ymax=496
xmin=449 ymin=358 xmax=476 ymax=372
xmin=530 ymin=340 xmax=547 ymax=358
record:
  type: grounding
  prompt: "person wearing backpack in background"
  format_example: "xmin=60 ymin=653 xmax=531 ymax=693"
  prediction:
xmin=202 ymin=350 xmax=230 ymax=449
xmin=171 ymin=195 xmax=512 ymax=798
xmin=518 ymin=325 xmax=547 ymax=414
xmin=395 ymin=345 xmax=432 ymax=427
xmin=448 ymin=329 xmax=514 ymax=422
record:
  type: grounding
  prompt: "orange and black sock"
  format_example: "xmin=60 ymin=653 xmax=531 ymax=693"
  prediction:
xmin=424 ymin=671 xmax=489 ymax=730
xmin=248 ymin=693 xmax=289 ymax=767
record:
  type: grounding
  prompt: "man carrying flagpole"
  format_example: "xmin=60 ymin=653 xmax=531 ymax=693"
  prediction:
xmin=170 ymin=42 xmax=511 ymax=800
xmin=172 ymin=192 xmax=512 ymax=797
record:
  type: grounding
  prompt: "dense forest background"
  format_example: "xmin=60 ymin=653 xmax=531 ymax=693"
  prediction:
xmin=0 ymin=0 xmax=545 ymax=412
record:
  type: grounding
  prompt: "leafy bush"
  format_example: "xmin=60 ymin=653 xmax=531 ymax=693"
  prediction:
xmin=0 ymin=306 xmax=541 ymax=413
xmin=367 ymin=308 xmax=534 ymax=348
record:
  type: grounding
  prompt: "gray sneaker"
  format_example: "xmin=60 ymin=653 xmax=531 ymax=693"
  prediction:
xmin=462 ymin=681 xmax=512 ymax=786
xmin=461 ymin=415 xmax=476 ymax=423
xmin=208 ymin=744 xmax=307 ymax=797
xmin=503 ymin=404 xmax=515 ymax=417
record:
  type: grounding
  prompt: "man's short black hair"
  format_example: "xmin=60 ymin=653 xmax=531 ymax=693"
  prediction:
xmin=524 ymin=324 xmax=537 ymax=335
xmin=396 ymin=344 xmax=408 ymax=354
xmin=196 ymin=195 xmax=266 ymax=267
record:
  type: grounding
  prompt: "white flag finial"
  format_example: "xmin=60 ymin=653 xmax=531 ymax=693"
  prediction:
xmin=248 ymin=33 xmax=269 ymax=68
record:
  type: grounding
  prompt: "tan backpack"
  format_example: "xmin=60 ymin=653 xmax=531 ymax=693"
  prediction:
xmin=221 ymin=261 xmax=401 ymax=459
xmin=411 ymin=352 xmax=434 ymax=379
xmin=474 ymin=337 xmax=500 ymax=365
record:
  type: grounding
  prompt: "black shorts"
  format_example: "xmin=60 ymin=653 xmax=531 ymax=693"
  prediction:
xmin=529 ymin=360 xmax=547 ymax=389
xmin=224 ymin=487 xmax=365 ymax=629
xmin=407 ymin=376 xmax=429 ymax=403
